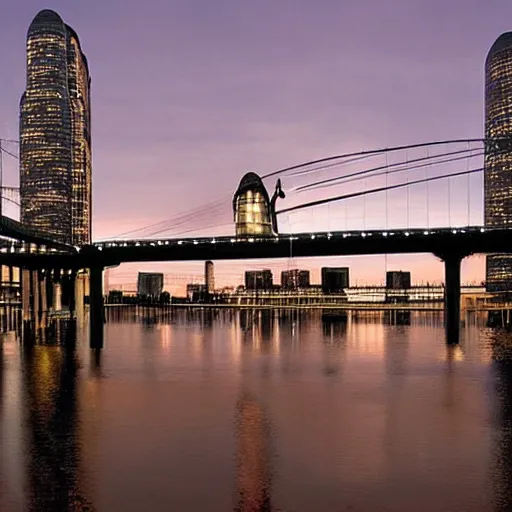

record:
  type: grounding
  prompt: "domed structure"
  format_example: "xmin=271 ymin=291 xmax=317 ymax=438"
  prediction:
xmin=233 ymin=173 xmax=285 ymax=236
xmin=233 ymin=173 xmax=273 ymax=236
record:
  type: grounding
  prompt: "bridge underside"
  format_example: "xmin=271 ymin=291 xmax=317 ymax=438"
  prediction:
xmin=0 ymin=216 xmax=74 ymax=253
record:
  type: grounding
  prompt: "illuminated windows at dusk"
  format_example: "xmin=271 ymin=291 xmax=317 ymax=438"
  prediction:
xmin=485 ymin=32 xmax=512 ymax=291
xmin=20 ymin=9 xmax=91 ymax=246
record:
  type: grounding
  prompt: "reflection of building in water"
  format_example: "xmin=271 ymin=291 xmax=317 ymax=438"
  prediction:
xmin=490 ymin=336 xmax=512 ymax=510
xmin=234 ymin=392 xmax=273 ymax=511
xmin=21 ymin=335 xmax=93 ymax=510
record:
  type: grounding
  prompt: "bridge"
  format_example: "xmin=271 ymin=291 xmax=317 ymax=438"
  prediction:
xmin=2 ymin=137 xmax=511 ymax=347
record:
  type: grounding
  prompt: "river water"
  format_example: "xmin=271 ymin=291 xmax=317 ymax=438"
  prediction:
xmin=1 ymin=308 xmax=512 ymax=511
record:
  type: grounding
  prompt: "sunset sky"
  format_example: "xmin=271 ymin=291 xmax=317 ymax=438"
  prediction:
xmin=1 ymin=0 xmax=511 ymax=293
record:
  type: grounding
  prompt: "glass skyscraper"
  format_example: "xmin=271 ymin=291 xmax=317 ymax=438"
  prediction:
xmin=20 ymin=9 xmax=91 ymax=246
xmin=485 ymin=32 xmax=512 ymax=291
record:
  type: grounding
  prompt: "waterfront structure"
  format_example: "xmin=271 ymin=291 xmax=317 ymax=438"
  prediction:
xmin=20 ymin=9 xmax=91 ymax=246
xmin=386 ymin=271 xmax=411 ymax=290
xmin=245 ymin=270 xmax=273 ymax=290
xmin=321 ymin=267 xmax=349 ymax=294
xmin=186 ymin=283 xmax=206 ymax=302
xmin=205 ymin=260 xmax=215 ymax=293
xmin=485 ymin=32 xmax=512 ymax=291
xmin=137 ymin=272 xmax=163 ymax=299
xmin=281 ymin=269 xmax=310 ymax=289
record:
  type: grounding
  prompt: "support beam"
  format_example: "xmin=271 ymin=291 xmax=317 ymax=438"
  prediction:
xmin=90 ymin=265 xmax=104 ymax=349
xmin=31 ymin=270 xmax=39 ymax=326
xmin=22 ymin=269 xmax=31 ymax=322
xmin=69 ymin=270 xmax=76 ymax=317
xmin=443 ymin=254 xmax=462 ymax=344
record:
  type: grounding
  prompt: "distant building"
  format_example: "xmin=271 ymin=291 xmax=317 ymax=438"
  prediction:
xmin=485 ymin=32 xmax=512 ymax=291
xmin=245 ymin=270 xmax=273 ymax=290
xmin=205 ymin=260 xmax=215 ymax=293
xmin=137 ymin=272 xmax=164 ymax=298
xmin=386 ymin=271 xmax=411 ymax=290
xmin=20 ymin=10 xmax=92 ymax=245
xmin=321 ymin=267 xmax=349 ymax=294
xmin=281 ymin=269 xmax=310 ymax=289
xmin=187 ymin=283 xmax=206 ymax=302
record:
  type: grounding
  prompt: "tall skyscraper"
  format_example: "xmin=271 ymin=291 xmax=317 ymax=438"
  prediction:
xmin=205 ymin=260 xmax=215 ymax=294
xmin=485 ymin=32 xmax=512 ymax=291
xmin=20 ymin=10 xmax=91 ymax=246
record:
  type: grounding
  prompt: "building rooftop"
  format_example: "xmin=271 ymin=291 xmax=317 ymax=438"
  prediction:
xmin=487 ymin=32 xmax=512 ymax=60
xmin=29 ymin=9 xmax=64 ymax=29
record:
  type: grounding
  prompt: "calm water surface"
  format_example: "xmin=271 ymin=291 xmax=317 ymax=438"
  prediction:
xmin=1 ymin=308 xmax=512 ymax=511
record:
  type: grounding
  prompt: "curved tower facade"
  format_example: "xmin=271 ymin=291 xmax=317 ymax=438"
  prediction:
xmin=20 ymin=10 xmax=91 ymax=246
xmin=485 ymin=32 xmax=512 ymax=291
xmin=233 ymin=173 xmax=273 ymax=236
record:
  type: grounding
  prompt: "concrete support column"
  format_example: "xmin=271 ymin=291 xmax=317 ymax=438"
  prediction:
xmin=32 ymin=270 xmax=40 ymax=325
xmin=22 ymin=269 xmax=31 ymax=322
xmin=69 ymin=270 xmax=76 ymax=317
xmin=40 ymin=273 xmax=47 ymax=314
xmin=444 ymin=254 xmax=462 ymax=344
xmin=53 ymin=282 xmax=62 ymax=312
xmin=90 ymin=265 xmax=104 ymax=349
xmin=76 ymin=273 xmax=85 ymax=324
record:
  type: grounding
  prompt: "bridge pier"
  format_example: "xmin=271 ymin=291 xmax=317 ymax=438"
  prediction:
xmin=31 ymin=270 xmax=39 ymax=327
xmin=22 ymin=268 xmax=31 ymax=322
xmin=89 ymin=265 xmax=104 ymax=349
xmin=435 ymin=251 xmax=469 ymax=344
xmin=444 ymin=254 xmax=461 ymax=343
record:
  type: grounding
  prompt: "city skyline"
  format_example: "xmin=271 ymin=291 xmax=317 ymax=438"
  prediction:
xmin=20 ymin=9 xmax=91 ymax=245
xmin=1 ymin=1 xmax=512 ymax=292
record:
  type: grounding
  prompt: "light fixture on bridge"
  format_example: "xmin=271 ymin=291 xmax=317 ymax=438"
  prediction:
xmin=135 ymin=242 xmax=140 ymax=246
xmin=310 ymin=234 xmax=316 ymax=239
xmin=177 ymin=241 xmax=183 ymax=245
xmin=405 ymin=232 xmax=410 ymax=236
xmin=164 ymin=241 xmax=169 ymax=245
xmin=480 ymin=228 xmax=485 ymax=233
xmin=193 ymin=240 xmax=198 ymax=245
xmin=382 ymin=232 xmax=388 ymax=237
xmin=230 ymin=238 xmax=236 ymax=243
xmin=452 ymin=229 xmax=457 ymax=234
xmin=361 ymin=233 xmax=366 ymax=238
xmin=424 ymin=231 xmax=429 ymax=235
xmin=211 ymin=239 xmax=216 ymax=244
